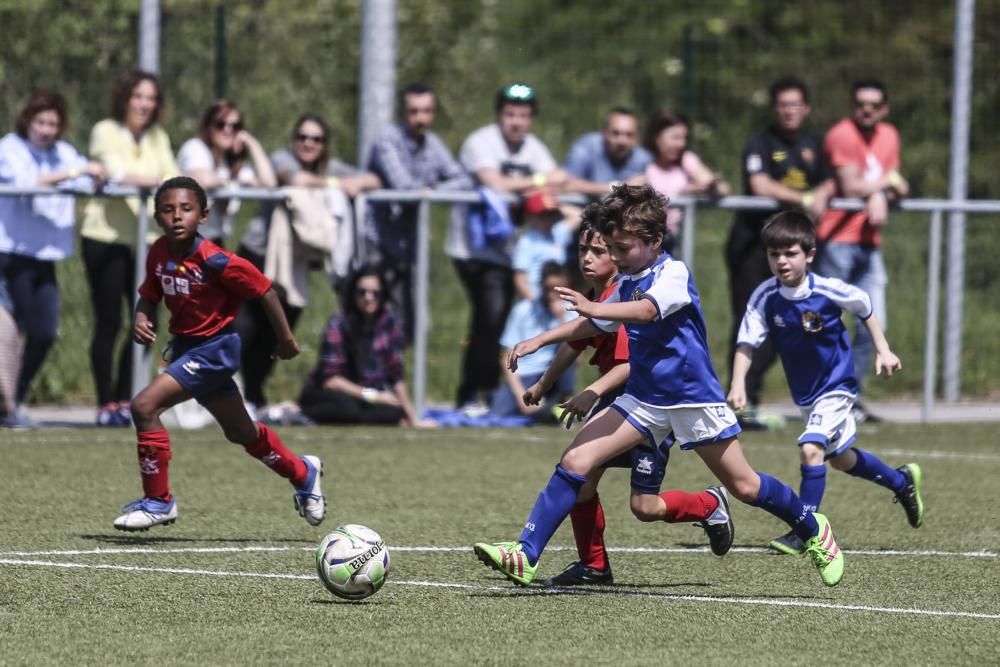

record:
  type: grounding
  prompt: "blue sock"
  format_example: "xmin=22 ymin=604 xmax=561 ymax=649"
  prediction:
xmin=845 ymin=448 xmax=905 ymax=491
xmin=518 ymin=465 xmax=587 ymax=564
xmin=799 ymin=464 xmax=827 ymax=513
xmin=751 ymin=472 xmax=819 ymax=542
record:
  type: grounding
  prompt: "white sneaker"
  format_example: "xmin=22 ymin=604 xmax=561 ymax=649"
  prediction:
xmin=113 ymin=497 xmax=178 ymax=531
xmin=294 ymin=455 xmax=326 ymax=526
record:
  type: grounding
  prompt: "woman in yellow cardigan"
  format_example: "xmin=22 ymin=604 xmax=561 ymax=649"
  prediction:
xmin=80 ymin=70 xmax=178 ymax=426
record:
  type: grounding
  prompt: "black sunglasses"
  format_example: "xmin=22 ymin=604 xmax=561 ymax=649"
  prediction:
xmin=213 ymin=119 xmax=243 ymax=131
xmin=355 ymin=287 xmax=383 ymax=298
xmin=854 ymin=100 xmax=884 ymax=111
xmin=295 ymin=132 xmax=326 ymax=144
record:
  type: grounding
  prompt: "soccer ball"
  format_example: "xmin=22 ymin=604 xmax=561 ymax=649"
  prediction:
xmin=315 ymin=524 xmax=391 ymax=600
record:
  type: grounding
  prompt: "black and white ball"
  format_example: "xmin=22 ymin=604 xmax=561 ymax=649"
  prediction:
xmin=315 ymin=524 xmax=391 ymax=600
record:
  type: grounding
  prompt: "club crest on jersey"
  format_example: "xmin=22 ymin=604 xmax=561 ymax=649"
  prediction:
xmin=801 ymin=310 xmax=823 ymax=333
xmin=772 ymin=314 xmax=787 ymax=328
xmin=631 ymin=287 xmax=644 ymax=301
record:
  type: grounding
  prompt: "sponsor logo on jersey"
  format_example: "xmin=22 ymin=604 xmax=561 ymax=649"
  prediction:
xmin=802 ymin=310 xmax=823 ymax=333
xmin=773 ymin=314 xmax=787 ymax=328
xmin=809 ymin=412 xmax=823 ymax=426
xmin=772 ymin=150 xmax=787 ymax=162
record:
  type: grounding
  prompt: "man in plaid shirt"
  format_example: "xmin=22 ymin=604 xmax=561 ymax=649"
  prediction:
xmin=366 ymin=82 xmax=472 ymax=343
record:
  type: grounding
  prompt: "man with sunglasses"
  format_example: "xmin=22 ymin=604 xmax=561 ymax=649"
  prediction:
xmin=815 ymin=80 xmax=909 ymax=422
xmin=446 ymin=83 xmax=568 ymax=412
xmin=367 ymin=83 xmax=472 ymax=344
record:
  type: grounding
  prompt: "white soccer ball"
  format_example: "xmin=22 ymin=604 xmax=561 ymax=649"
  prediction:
xmin=315 ymin=524 xmax=391 ymax=600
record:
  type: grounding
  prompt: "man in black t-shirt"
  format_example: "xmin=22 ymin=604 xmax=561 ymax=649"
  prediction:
xmin=725 ymin=76 xmax=835 ymax=425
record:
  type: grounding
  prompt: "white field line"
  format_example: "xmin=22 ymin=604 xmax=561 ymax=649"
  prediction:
xmin=0 ymin=557 xmax=997 ymax=621
xmin=0 ymin=545 xmax=997 ymax=559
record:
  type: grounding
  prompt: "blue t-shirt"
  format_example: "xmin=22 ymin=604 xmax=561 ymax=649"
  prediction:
xmin=563 ymin=132 xmax=651 ymax=183
xmin=590 ymin=253 xmax=725 ymax=406
xmin=512 ymin=221 xmax=573 ymax=297
xmin=501 ymin=298 xmax=577 ymax=377
xmin=738 ymin=273 xmax=872 ymax=406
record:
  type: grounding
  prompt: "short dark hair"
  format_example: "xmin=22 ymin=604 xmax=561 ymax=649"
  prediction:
xmin=645 ymin=108 xmax=688 ymax=158
xmin=401 ymin=82 xmax=434 ymax=100
xmin=540 ymin=261 xmax=568 ymax=284
xmin=599 ymin=184 xmax=667 ymax=247
xmin=495 ymin=83 xmax=538 ymax=114
xmin=110 ymin=70 xmax=162 ymax=126
xmin=852 ymin=79 xmax=888 ymax=102
xmin=605 ymin=106 xmax=637 ymax=123
xmin=15 ymin=90 xmax=68 ymax=139
xmin=578 ymin=201 xmax=607 ymax=244
xmin=769 ymin=76 xmax=810 ymax=105
xmin=761 ymin=210 xmax=816 ymax=253
xmin=155 ymin=176 xmax=208 ymax=213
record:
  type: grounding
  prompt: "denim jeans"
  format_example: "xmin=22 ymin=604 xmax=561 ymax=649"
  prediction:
xmin=814 ymin=242 xmax=888 ymax=392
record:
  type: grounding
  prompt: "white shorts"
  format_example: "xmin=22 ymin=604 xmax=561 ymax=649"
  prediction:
xmin=611 ymin=393 xmax=741 ymax=450
xmin=797 ymin=392 xmax=857 ymax=459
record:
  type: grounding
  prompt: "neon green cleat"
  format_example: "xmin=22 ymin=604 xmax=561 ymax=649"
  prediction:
xmin=803 ymin=513 xmax=844 ymax=587
xmin=473 ymin=541 xmax=537 ymax=586
xmin=894 ymin=463 xmax=924 ymax=528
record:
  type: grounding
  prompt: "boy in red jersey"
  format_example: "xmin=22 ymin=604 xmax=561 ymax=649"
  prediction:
xmin=514 ymin=206 xmax=732 ymax=586
xmin=113 ymin=176 xmax=325 ymax=531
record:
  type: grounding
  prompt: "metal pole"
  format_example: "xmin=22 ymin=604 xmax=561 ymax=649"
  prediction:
xmin=943 ymin=0 xmax=975 ymax=401
xmin=131 ymin=193 xmax=151 ymax=399
xmin=138 ymin=0 xmax=161 ymax=73
xmin=922 ymin=210 xmax=943 ymax=422
xmin=214 ymin=3 xmax=228 ymax=99
xmin=357 ymin=0 xmax=397 ymax=166
xmin=681 ymin=200 xmax=696 ymax=267
xmin=412 ymin=198 xmax=431 ymax=416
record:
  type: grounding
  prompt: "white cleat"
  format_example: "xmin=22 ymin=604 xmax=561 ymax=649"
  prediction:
xmin=113 ymin=497 xmax=178 ymax=532
xmin=294 ymin=455 xmax=326 ymax=526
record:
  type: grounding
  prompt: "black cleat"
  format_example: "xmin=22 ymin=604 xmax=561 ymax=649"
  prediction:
xmin=893 ymin=463 xmax=924 ymax=528
xmin=698 ymin=486 xmax=735 ymax=556
xmin=542 ymin=561 xmax=614 ymax=586
xmin=768 ymin=530 xmax=806 ymax=555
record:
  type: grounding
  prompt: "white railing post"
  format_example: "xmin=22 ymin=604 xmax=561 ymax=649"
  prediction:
xmin=131 ymin=191 xmax=152 ymax=400
xmin=412 ymin=197 xmax=431 ymax=417
xmin=922 ymin=210 xmax=943 ymax=422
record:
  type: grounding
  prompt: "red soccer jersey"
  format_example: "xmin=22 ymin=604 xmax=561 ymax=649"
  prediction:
xmin=567 ymin=282 xmax=629 ymax=374
xmin=138 ymin=236 xmax=271 ymax=337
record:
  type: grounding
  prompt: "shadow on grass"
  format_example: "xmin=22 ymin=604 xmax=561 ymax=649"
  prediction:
xmin=79 ymin=533 xmax=315 ymax=545
xmin=469 ymin=585 xmax=826 ymax=601
xmin=310 ymin=597 xmax=389 ymax=606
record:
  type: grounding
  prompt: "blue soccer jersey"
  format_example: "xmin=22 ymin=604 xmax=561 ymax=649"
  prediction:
xmin=738 ymin=273 xmax=872 ymax=406
xmin=590 ymin=252 xmax=726 ymax=406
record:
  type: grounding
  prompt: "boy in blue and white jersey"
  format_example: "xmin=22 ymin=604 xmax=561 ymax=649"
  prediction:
xmin=729 ymin=211 xmax=924 ymax=555
xmin=474 ymin=185 xmax=846 ymax=588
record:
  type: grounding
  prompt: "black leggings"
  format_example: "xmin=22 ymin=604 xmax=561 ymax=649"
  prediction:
xmin=452 ymin=259 xmax=513 ymax=407
xmin=81 ymin=238 xmax=141 ymax=406
xmin=0 ymin=253 xmax=58 ymax=403
xmin=298 ymin=383 xmax=404 ymax=425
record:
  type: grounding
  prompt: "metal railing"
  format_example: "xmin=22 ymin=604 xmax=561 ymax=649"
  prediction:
xmin=2 ymin=183 xmax=998 ymax=423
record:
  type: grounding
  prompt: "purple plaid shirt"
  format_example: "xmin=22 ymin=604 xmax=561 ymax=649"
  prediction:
xmin=310 ymin=309 xmax=405 ymax=390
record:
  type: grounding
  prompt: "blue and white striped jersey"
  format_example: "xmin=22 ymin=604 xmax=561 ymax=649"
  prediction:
xmin=738 ymin=273 xmax=872 ymax=406
xmin=590 ymin=252 xmax=726 ymax=407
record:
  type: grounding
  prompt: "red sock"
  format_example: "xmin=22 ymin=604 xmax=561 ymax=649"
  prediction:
xmin=660 ymin=489 xmax=718 ymax=523
xmin=137 ymin=429 xmax=172 ymax=500
xmin=570 ymin=494 xmax=609 ymax=571
xmin=244 ymin=424 xmax=307 ymax=485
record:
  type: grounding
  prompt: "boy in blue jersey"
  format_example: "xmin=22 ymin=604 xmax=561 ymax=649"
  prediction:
xmin=474 ymin=185 xmax=845 ymax=587
xmin=728 ymin=211 xmax=924 ymax=554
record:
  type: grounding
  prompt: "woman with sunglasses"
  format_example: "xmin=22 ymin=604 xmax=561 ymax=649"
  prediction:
xmin=234 ymin=114 xmax=379 ymax=417
xmin=176 ymin=100 xmax=276 ymax=245
xmin=80 ymin=70 xmax=178 ymax=427
xmin=298 ymin=266 xmax=431 ymax=427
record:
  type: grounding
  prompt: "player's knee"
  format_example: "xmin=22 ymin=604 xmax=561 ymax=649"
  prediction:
xmin=130 ymin=394 xmax=159 ymax=429
xmin=800 ymin=443 xmax=825 ymax=466
xmin=629 ymin=495 xmax=661 ymax=522
xmin=559 ymin=449 xmax=592 ymax=477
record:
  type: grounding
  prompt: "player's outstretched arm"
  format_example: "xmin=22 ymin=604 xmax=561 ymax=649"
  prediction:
xmin=727 ymin=345 xmax=753 ymax=411
xmin=259 ymin=288 xmax=300 ymax=360
xmin=524 ymin=344 xmax=582 ymax=406
xmin=132 ymin=298 xmax=157 ymax=345
xmin=507 ymin=317 xmax=598 ymax=372
xmin=558 ymin=362 xmax=630 ymax=429
xmin=557 ymin=286 xmax=657 ymax=323
xmin=862 ymin=314 xmax=902 ymax=377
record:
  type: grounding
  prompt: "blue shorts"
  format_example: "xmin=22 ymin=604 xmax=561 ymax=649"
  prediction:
xmin=593 ymin=390 xmax=673 ymax=494
xmin=163 ymin=331 xmax=241 ymax=406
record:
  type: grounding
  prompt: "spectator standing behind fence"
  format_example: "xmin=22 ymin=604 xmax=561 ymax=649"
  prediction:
xmin=176 ymin=100 xmax=277 ymax=246
xmin=563 ymin=108 xmax=651 ymax=197
xmin=724 ymin=77 xmax=835 ymax=429
xmin=644 ymin=109 xmax=729 ymax=253
xmin=235 ymin=114 xmax=380 ymax=417
xmin=366 ymin=83 xmax=472 ymax=344
xmin=0 ymin=91 xmax=107 ymax=428
xmin=298 ymin=266 xmax=431 ymax=427
xmin=446 ymin=83 xmax=568 ymax=413
xmin=815 ymin=80 xmax=908 ymax=423
xmin=80 ymin=71 xmax=177 ymax=427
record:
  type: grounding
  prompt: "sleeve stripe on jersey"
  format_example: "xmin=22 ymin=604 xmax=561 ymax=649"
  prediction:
xmin=748 ymin=280 xmax=780 ymax=311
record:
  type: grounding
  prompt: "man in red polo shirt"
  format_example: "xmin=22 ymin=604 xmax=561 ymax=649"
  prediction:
xmin=816 ymin=80 xmax=909 ymax=422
